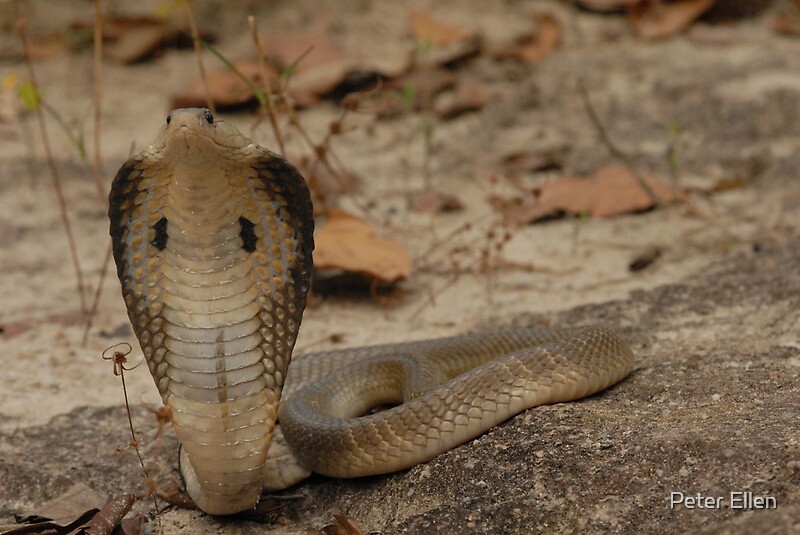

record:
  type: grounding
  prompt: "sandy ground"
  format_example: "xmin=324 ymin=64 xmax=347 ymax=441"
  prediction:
xmin=1 ymin=1 xmax=799 ymax=533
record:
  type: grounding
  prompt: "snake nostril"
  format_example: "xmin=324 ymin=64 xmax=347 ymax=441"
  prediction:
xmin=166 ymin=114 xmax=171 ymax=125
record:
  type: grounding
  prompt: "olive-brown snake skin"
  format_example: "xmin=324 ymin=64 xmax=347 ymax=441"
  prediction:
xmin=109 ymin=108 xmax=634 ymax=515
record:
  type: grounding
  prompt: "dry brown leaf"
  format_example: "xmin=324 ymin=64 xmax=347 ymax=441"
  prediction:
xmin=260 ymin=14 xmax=340 ymax=73
xmin=3 ymin=511 xmax=99 ymax=535
xmin=573 ymin=0 xmax=643 ymax=12
xmin=152 ymin=479 xmax=196 ymax=509
xmin=490 ymin=14 xmax=561 ymax=64
xmin=289 ymin=60 xmax=351 ymax=106
xmin=629 ymin=0 xmax=716 ymax=40
xmin=172 ymin=61 xmax=277 ymax=109
xmin=388 ymin=67 xmax=457 ymax=112
xmin=359 ymin=48 xmax=416 ymax=79
xmin=420 ymin=37 xmax=483 ymax=69
xmin=118 ymin=515 xmax=148 ymax=535
xmin=20 ymin=483 xmax=106 ymax=525
xmin=499 ymin=164 xmax=685 ymax=225
xmin=774 ymin=11 xmax=800 ymax=35
xmin=95 ymin=16 xmax=213 ymax=64
xmin=262 ymin=15 xmax=414 ymax=104
xmin=175 ymin=52 xmax=412 ymax=110
xmin=288 ymin=49 xmax=415 ymax=106
xmin=314 ymin=209 xmax=411 ymax=284
xmin=408 ymin=9 xmax=476 ymax=46
xmin=502 ymin=149 xmax=566 ymax=175
xmin=433 ymin=77 xmax=492 ymax=118
xmin=83 ymin=494 xmax=134 ymax=535
xmin=704 ymin=0 xmax=773 ymax=21
xmin=6 ymin=483 xmax=104 ymax=534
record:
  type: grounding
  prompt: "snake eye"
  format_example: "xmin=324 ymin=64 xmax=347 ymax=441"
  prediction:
xmin=166 ymin=114 xmax=171 ymax=125
xmin=204 ymin=110 xmax=214 ymax=125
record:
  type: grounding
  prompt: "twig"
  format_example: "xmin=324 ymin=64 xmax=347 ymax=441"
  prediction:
xmin=577 ymin=80 xmax=662 ymax=207
xmin=201 ymin=39 xmax=267 ymax=107
xmin=184 ymin=0 xmax=215 ymax=114
xmin=81 ymin=242 xmax=113 ymax=346
xmin=248 ymin=15 xmax=285 ymax=155
xmin=408 ymin=272 xmax=462 ymax=322
xmin=102 ymin=344 xmax=161 ymax=517
xmin=90 ymin=0 xmax=105 ymax=204
xmin=13 ymin=1 xmax=88 ymax=316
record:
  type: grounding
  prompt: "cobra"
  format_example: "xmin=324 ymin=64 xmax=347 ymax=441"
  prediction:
xmin=109 ymin=108 xmax=633 ymax=515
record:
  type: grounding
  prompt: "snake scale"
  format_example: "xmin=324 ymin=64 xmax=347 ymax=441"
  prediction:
xmin=109 ymin=108 xmax=634 ymax=515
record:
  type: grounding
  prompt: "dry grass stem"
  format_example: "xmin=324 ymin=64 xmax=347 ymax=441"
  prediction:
xmin=184 ymin=0 xmax=216 ymax=114
xmin=13 ymin=0 xmax=88 ymax=316
xmin=90 ymin=0 xmax=106 ymax=203
xmin=81 ymin=242 xmax=114 ymax=346
xmin=248 ymin=15 xmax=286 ymax=155
xmin=578 ymin=80 xmax=662 ymax=207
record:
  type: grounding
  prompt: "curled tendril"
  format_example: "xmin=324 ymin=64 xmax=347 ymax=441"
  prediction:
xmin=116 ymin=438 xmax=141 ymax=453
xmin=102 ymin=342 xmax=143 ymax=375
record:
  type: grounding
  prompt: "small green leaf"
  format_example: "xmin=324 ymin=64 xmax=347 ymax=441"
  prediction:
xmin=666 ymin=120 xmax=684 ymax=136
xmin=401 ymin=83 xmax=416 ymax=112
xmin=18 ymin=81 xmax=40 ymax=111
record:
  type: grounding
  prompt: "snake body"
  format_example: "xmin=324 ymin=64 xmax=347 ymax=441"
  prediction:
xmin=109 ymin=108 xmax=633 ymax=515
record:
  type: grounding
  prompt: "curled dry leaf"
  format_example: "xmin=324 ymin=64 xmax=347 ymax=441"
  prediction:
xmin=83 ymin=494 xmax=135 ymax=535
xmin=6 ymin=483 xmax=104 ymax=535
xmin=502 ymin=148 xmax=566 ymax=176
xmin=173 ymin=10 xmax=417 ymax=108
xmin=408 ymin=9 xmax=476 ymax=46
xmin=320 ymin=513 xmax=364 ymax=535
xmin=498 ymin=164 xmax=685 ymax=225
xmin=174 ymin=50 xmax=413 ymax=109
xmin=288 ymin=49 xmax=415 ymax=106
xmin=406 ymin=9 xmax=483 ymax=69
xmin=387 ymin=67 xmax=457 ymax=113
xmin=433 ymin=77 xmax=492 ymax=119
xmin=490 ymin=14 xmax=561 ymax=64
xmin=628 ymin=0 xmax=716 ymax=40
xmin=314 ymin=209 xmax=411 ymax=285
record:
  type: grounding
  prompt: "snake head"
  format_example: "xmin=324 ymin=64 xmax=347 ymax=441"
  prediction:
xmin=154 ymin=108 xmax=252 ymax=166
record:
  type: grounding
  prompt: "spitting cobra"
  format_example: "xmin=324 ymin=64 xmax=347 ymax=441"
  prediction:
xmin=109 ymin=108 xmax=634 ymax=515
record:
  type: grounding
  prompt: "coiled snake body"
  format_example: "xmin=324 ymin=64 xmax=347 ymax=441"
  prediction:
xmin=109 ymin=108 xmax=633 ymax=515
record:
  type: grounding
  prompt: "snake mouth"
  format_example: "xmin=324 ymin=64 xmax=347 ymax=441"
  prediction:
xmin=159 ymin=124 xmax=248 ymax=158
